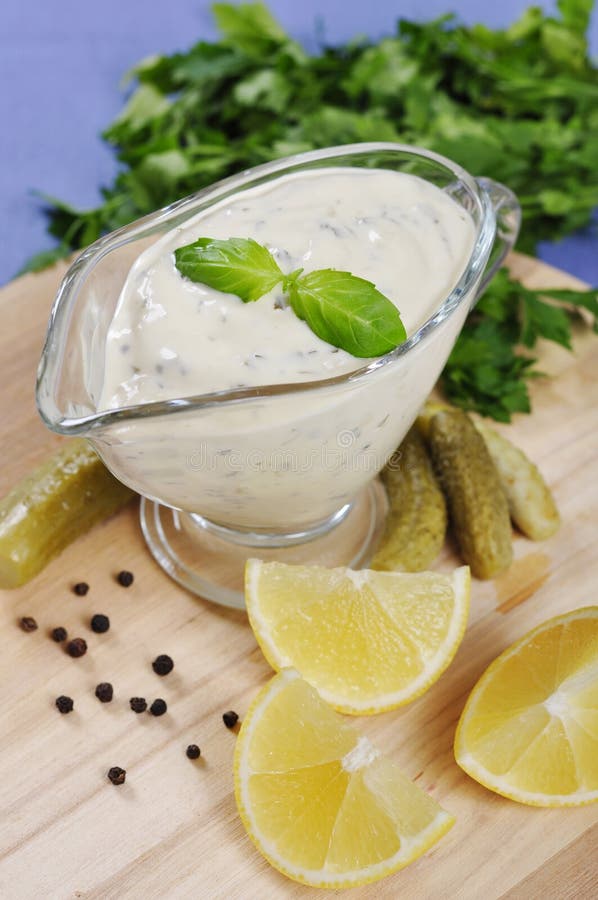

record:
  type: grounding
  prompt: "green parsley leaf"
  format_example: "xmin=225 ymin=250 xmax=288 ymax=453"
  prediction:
xmin=441 ymin=318 xmax=535 ymax=422
xmin=534 ymin=286 xmax=598 ymax=333
xmin=233 ymin=69 xmax=292 ymax=113
xmin=557 ymin=0 xmax=594 ymax=37
xmin=212 ymin=2 xmax=288 ymax=57
xmin=174 ymin=237 xmax=283 ymax=302
xmin=441 ymin=267 xmax=598 ymax=419
xmin=521 ymin=294 xmax=572 ymax=349
xmin=288 ymin=269 xmax=407 ymax=358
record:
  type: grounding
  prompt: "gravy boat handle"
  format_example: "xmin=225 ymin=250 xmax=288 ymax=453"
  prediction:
xmin=475 ymin=177 xmax=522 ymax=300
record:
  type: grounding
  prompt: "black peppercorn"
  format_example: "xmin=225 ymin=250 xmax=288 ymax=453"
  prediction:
xmin=66 ymin=637 xmax=87 ymax=658
xmin=56 ymin=695 xmax=74 ymax=714
xmin=186 ymin=744 xmax=201 ymax=759
xmin=90 ymin=614 xmax=110 ymax=634
xmin=51 ymin=626 xmax=68 ymax=642
xmin=20 ymin=616 xmax=38 ymax=632
xmin=73 ymin=582 xmax=89 ymax=596
xmin=222 ymin=710 xmax=239 ymax=729
xmin=107 ymin=767 xmax=126 ymax=785
xmin=130 ymin=697 xmax=147 ymax=713
xmin=149 ymin=698 xmax=167 ymax=717
xmin=152 ymin=654 xmax=174 ymax=676
xmin=117 ymin=570 xmax=134 ymax=587
xmin=95 ymin=682 xmax=114 ymax=703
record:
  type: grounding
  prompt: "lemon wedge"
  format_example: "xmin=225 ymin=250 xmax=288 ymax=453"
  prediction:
xmin=455 ymin=606 xmax=598 ymax=806
xmin=245 ymin=560 xmax=470 ymax=714
xmin=234 ymin=669 xmax=454 ymax=888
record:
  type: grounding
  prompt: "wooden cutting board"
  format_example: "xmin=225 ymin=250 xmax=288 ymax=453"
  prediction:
xmin=0 ymin=254 xmax=596 ymax=900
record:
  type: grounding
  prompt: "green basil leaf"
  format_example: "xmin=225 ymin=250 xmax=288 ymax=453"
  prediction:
xmin=174 ymin=236 xmax=283 ymax=302
xmin=289 ymin=269 xmax=406 ymax=358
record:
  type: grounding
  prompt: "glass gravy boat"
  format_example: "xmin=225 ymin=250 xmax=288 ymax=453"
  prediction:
xmin=36 ymin=143 xmax=520 ymax=608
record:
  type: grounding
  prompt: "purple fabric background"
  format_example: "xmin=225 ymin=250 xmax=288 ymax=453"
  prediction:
xmin=1 ymin=0 xmax=596 ymax=285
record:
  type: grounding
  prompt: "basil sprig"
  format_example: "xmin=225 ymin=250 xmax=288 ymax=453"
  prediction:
xmin=174 ymin=236 xmax=406 ymax=358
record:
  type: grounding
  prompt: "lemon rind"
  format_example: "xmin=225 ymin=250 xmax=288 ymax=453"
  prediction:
xmin=455 ymin=752 xmax=598 ymax=808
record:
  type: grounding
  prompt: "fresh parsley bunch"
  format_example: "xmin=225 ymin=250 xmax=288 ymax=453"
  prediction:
xmin=26 ymin=1 xmax=598 ymax=420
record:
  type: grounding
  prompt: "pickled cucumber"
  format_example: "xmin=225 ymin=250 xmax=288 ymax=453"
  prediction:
xmin=0 ymin=439 xmax=135 ymax=588
xmin=371 ymin=427 xmax=447 ymax=572
xmin=429 ymin=410 xmax=513 ymax=579
xmin=475 ymin=422 xmax=560 ymax=541
xmin=415 ymin=402 xmax=450 ymax=441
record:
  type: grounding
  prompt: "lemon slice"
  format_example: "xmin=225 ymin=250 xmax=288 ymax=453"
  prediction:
xmin=245 ymin=560 xmax=470 ymax=714
xmin=455 ymin=607 xmax=598 ymax=807
xmin=234 ymin=669 xmax=454 ymax=888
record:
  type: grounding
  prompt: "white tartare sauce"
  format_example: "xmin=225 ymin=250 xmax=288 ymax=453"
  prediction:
xmin=100 ymin=168 xmax=474 ymax=409
xmin=96 ymin=167 xmax=476 ymax=530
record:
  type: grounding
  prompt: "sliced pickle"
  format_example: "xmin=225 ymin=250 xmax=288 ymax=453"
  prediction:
xmin=371 ymin=427 xmax=447 ymax=572
xmin=0 ymin=439 xmax=135 ymax=588
xmin=474 ymin=421 xmax=560 ymax=541
xmin=428 ymin=409 xmax=513 ymax=580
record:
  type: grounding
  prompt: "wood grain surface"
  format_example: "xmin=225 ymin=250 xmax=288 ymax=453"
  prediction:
xmin=0 ymin=254 xmax=597 ymax=899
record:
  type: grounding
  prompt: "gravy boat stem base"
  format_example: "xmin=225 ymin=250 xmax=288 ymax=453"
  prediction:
xmin=139 ymin=480 xmax=388 ymax=609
